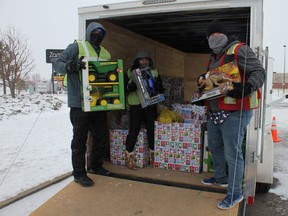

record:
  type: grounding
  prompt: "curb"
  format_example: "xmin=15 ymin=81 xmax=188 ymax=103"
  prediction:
xmin=0 ymin=172 xmax=72 ymax=209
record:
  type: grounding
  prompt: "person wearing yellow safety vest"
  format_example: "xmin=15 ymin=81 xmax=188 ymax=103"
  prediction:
xmin=125 ymin=50 xmax=164 ymax=170
xmin=199 ymin=20 xmax=266 ymax=210
xmin=53 ymin=22 xmax=111 ymax=187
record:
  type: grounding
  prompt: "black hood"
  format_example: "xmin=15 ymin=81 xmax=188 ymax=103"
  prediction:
xmin=85 ymin=22 xmax=106 ymax=44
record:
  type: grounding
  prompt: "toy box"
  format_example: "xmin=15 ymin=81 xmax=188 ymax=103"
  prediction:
xmin=154 ymin=121 xmax=202 ymax=173
xmin=81 ymin=59 xmax=125 ymax=112
xmin=171 ymin=103 xmax=207 ymax=124
xmin=109 ymin=129 xmax=150 ymax=168
xmin=202 ymin=131 xmax=214 ymax=172
xmin=132 ymin=68 xmax=165 ymax=108
xmin=191 ymin=60 xmax=241 ymax=103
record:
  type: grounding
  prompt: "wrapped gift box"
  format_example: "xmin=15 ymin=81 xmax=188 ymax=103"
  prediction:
xmin=171 ymin=103 xmax=207 ymax=124
xmin=154 ymin=121 xmax=202 ymax=173
xmin=109 ymin=129 xmax=149 ymax=168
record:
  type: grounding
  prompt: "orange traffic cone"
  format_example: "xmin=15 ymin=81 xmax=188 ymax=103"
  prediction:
xmin=271 ymin=116 xmax=281 ymax=142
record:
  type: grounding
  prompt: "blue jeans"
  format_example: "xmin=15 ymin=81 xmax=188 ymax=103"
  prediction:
xmin=207 ymin=110 xmax=253 ymax=195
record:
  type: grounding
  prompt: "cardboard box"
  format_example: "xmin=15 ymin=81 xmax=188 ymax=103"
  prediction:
xmin=191 ymin=60 xmax=241 ymax=103
xmin=109 ymin=129 xmax=149 ymax=168
xmin=132 ymin=68 xmax=165 ymax=108
xmin=154 ymin=121 xmax=202 ymax=173
xmin=202 ymin=131 xmax=214 ymax=173
xmin=81 ymin=59 xmax=125 ymax=112
xmin=171 ymin=103 xmax=207 ymax=124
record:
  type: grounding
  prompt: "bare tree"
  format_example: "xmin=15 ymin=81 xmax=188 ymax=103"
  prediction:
xmin=0 ymin=40 xmax=9 ymax=94
xmin=0 ymin=26 xmax=35 ymax=97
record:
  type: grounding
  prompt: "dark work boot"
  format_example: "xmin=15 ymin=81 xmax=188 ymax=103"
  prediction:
xmin=88 ymin=166 xmax=111 ymax=176
xmin=74 ymin=175 xmax=94 ymax=187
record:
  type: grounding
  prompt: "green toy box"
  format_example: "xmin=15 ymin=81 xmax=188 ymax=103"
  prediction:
xmin=202 ymin=131 xmax=214 ymax=173
xmin=81 ymin=59 xmax=125 ymax=112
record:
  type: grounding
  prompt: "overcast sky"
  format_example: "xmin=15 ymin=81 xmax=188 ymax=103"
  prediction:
xmin=0 ymin=0 xmax=287 ymax=80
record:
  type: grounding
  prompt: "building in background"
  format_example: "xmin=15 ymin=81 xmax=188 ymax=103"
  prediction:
xmin=272 ymin=72 xmax=287 ymax=89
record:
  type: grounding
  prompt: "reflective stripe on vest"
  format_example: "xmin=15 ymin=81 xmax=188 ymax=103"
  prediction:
xmin=220 ymin=43 xmax=260 ymax=110
xmin=249 ymin=91 xmax=259 ymax=108
xmin=77 ymin=40 xmax=111 ymax=61
xmin=226 ymin=43 xmax=239 ymax=55
xmin=223 ymin=96 xmax=236 ymax=104
xmin=63 ymin=41 xmax=111 ymax=87
xmin=222 ymin=44 xmax=240 ymax=105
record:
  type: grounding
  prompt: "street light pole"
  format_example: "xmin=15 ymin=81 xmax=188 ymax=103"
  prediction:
xmin=283 ymin=45 xmax=286 ymax=95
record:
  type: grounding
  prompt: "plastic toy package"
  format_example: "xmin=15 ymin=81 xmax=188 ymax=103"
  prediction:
xmin=81 ymin=59 xmax=125 ymax=112
xmin=191 ymin=60 xmax=241 ymax=103
xmin=132 ymin=68 xmax=165 ymax=108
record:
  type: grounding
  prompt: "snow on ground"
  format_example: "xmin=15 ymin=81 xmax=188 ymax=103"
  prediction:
xmin=0 ymin=94 xmax=62 ymax=121
xmin=0 ymin=93 xmax=72 ymax=203
xmin=269 ymin=95 xmax=288 ymax=200
xmin=0 ymin=91 xmax=288 ymax=215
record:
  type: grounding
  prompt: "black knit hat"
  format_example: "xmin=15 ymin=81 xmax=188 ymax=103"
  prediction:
xmin=206 ymin=19 xmax=227 ymax=37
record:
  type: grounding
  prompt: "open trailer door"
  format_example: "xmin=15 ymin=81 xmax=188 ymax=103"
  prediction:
xmin=79 ymin=0 xmax=268 ymax=200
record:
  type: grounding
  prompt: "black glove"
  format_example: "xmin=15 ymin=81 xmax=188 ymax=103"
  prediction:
xmin=192 ymin=100 xmax=205 ymax=106
xmin=141 ymin=70 xmax=150 ymax=80
xmin=127 ymin=81 xmax=137 ymax=92
xmin=65 ymin=56 xmax=86 ymax=74
xmin=226 ymin=82 xmax=254 ymax=99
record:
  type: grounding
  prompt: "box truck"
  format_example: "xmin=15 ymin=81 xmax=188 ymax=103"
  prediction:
xmin=31 ymin=0 xmax=274 ymax=215
xmin=79 ymin=0 xmax=272 ymax=212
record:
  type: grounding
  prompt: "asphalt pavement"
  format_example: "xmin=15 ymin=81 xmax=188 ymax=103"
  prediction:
xmin=246 ymin=100 xmax=288 ymax=216
xmin=246 ymin=181 xmax=288 ymax=216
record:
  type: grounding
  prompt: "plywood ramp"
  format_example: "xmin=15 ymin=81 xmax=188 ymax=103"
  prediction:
xmin=30 ymin=174 xmax=239 ymax=216
xmin=104 ymin=162 xmax=216 ymax=188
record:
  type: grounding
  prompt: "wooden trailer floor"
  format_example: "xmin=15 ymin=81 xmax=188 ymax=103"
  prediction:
xmin=30 ymin=162 xmax=239 ymax=216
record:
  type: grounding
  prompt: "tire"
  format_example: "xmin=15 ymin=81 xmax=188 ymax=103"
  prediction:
xmin=113 ymin=98 xmax=120 ymax=104
xmin=89 ymin=72 xmax=97 ymax=83
xmin=256 ymin=182 xmax=271 ymax=193
xmin=107 ymin=71 xmax=118 ymax=82
xmin=97 ymin=98 xmax=108 ymax=106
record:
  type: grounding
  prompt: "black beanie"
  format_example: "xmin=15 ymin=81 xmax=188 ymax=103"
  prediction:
xmin=206 ymin=19 xmax=227 ymax=37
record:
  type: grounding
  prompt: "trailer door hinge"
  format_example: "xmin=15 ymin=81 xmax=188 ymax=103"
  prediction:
xmin=249 ymin=151 xmax=256 ymax=163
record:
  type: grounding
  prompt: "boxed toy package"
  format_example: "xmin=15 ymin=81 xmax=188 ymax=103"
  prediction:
xmin=191 ymin=60 xmax=241 ymax=103
xmin=171 ymin=103 xmax=207 ymax=124
xmin=132 ymin=67 xmax=165 ymax=108
xmin=81 ymin=59 xmax=125 ymax=112
xmin=202 ymin=131 xmax=214 ymax=172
